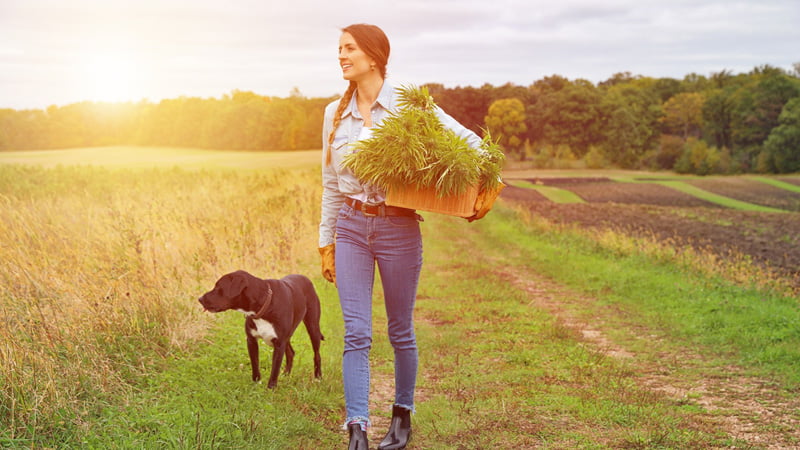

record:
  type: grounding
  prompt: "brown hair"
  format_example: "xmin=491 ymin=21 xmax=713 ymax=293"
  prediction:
xmin=325 ymin=24 xmax=390 ymax=165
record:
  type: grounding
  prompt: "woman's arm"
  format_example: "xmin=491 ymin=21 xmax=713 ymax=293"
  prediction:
xmin=434 ymin=106 xmax=483 ymax=151
xmin=319 ymin=102 xmax=346 ymax=248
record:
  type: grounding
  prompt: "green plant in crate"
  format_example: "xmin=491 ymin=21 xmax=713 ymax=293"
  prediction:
xmin=342 ymin=85 xmax=505 ymax=197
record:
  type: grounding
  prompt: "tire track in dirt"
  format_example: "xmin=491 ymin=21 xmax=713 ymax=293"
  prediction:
xmin=498 ymin=265 xmax=800 ymax=449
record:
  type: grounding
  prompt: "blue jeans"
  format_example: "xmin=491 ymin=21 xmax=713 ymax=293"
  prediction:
xmin=335 ymin=203 xmax=423 ymax=427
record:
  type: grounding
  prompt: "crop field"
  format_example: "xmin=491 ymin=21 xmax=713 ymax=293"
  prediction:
xmin=2 ymin=148 xmax=800 ymax=448
xmin=504 ymin=174 xmax=800 ymax=290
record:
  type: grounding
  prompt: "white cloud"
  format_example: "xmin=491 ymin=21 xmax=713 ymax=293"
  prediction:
xmin=1 ymin=0 xmax=798 ymax=109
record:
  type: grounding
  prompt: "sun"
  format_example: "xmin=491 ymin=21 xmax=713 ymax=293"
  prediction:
xmin=80 ymin=53 xmax=141 ymax=103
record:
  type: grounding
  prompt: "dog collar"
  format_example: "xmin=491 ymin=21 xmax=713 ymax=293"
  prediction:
xmin=250 ymin=285 xmax=273 ymax=320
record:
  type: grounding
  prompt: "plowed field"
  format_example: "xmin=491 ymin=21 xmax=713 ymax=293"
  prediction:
xmin=501 ymin=176 xmax=800 ymax=287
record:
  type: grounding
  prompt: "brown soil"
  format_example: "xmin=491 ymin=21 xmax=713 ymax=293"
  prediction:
xmin=778 ymin=176 xmax=800 ymax=187
xmin=689 ymin=178 xmax=800 ymax=212
xmin=501 ymin=180 xmax=800 ymax=288
xmin=533 ymin=177 xmax=721 ymax=207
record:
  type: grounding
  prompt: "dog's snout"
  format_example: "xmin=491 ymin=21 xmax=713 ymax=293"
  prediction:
xmin=198 ymin=293 xmax=215 ymax=311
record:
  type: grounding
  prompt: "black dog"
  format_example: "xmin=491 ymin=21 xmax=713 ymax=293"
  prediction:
xmin=198 ymin=270 xmax=324 ymax=388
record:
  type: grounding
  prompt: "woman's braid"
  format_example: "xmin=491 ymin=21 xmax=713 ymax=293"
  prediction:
xmin=326 ymin=81 xmax=357 ymax=166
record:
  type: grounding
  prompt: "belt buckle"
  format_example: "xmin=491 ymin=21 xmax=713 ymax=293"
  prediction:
xmin=360 ymin=202 xmax=377 ymax=217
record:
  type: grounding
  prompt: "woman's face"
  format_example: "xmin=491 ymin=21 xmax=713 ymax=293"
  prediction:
xmin=338 ymin=32 xmax=376 ymax=82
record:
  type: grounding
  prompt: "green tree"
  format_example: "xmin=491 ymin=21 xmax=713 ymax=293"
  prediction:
xmin=681 ymin=73 xmax=712 ymax=92
xmin=600 ymin=83 xmax=662 ymax=168
xmin=485 ymin=98 xmax=527 ymax=160
xmin=760 ymin=97 xmax=800 ymax=173
xmin=426 ymin=83 xmax=492 ymax=135
xmin=526 ymin=78 xmax=603 ymax=158
xmin=654 ymin=134 xmax=685 ymax=170
xmin=703 ymin=88 xmax=736 ymax=151
xmin=731 ymin=69 xmax=800 ymax=169
xmin=651 ymin=77 xmax=684 ymax=102
xmin=660 ymin=92 xmax=705 ymax=139
xmin=674 ymin=137 xmax=721 ymax=175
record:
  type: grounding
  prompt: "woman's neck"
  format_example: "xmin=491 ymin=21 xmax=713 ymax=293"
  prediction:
xmin=356 ymin=76 xmax=384 ymax=107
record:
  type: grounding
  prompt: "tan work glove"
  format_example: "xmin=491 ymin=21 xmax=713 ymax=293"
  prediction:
xmin=467 ymin=181 xmax=506 ymax=222
xmin=319 ymin=244 xmax=336 ymax=285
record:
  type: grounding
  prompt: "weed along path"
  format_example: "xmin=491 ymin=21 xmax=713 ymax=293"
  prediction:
xmin=493 ymin=259 xmax=800 ymax=448
xmin=419 ymin=207 xmax=800 ymax=448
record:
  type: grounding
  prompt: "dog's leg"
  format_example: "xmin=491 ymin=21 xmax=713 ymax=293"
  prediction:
xmin=284 ymin=342 xmax=295 ymax=375
xmin=267 ymin=339 xmax=286 ymax=389
xmin=246 ymin=328 xmax=261 ymax=382
xmin=303 ymin=291 xmax=324 ymax=379
xmin=312 ymin=336 xmax=323 ymax=379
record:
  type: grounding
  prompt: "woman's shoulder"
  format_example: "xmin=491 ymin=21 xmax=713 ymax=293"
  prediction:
xmin=324 ymin=98 xmax=341 ymax=116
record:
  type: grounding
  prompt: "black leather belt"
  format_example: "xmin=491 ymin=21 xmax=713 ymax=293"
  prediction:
xmin=345 ymin=197 xmax=417 ymax=218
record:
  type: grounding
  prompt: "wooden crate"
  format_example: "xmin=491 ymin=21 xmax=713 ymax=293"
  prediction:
xmin=386 ymin=184 xmax=479 ymax=217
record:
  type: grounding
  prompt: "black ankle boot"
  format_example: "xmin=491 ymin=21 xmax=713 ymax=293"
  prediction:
xmin=378 ymin=405 xmax=412 ymax=450
xmin=348 ymin=423 xmax=368 ymax=450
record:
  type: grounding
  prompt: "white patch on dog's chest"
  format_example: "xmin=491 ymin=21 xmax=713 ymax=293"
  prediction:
xmin=250 ymin=318 xmax=278 ymax=343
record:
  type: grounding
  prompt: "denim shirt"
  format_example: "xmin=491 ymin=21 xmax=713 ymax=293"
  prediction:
xmin=319 ymin=81 xmax=483 ymax=247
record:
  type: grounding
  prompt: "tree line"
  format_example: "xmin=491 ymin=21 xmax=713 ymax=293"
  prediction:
xmin=435 ymin=64 xmax=800 ymax=174
xmin=1 ymin=64 xmax=799 ymax=174
xmin=0 ymin=89 xmax=332 ymax=153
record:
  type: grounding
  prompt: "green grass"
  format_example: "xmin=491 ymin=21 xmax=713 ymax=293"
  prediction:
xmin=82 ymin=282 xmax=346 ymax=449
xmin=752 ymin=176 xmax=800 ymax=193
xmin=655 ymin=180 xmax=787 ymax=212
xmin=69 ymin=203 xmax=799 ymax=448
xmin=3 ymin=148 xmax=799 ymax=447
xmin=508 ymin=179 xmax=586 ymax=203
xmin=474 ymin=207 xmax=800 ymax=386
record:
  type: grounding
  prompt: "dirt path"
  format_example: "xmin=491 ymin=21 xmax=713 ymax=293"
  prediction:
xmin=368 ymin=370 xmax=394 ymax=437
xmin=499 ymin=264 xmax=800 ymax=449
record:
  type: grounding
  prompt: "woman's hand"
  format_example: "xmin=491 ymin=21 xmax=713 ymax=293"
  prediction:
xmin=319 ymin=244 xmax=336 ymax=285
xmin=467 ymin=181 xmax=505 ymax=222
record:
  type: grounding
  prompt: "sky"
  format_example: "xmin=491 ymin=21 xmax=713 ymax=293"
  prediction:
xmin=1 ymin=0 xmax=798 ymax=110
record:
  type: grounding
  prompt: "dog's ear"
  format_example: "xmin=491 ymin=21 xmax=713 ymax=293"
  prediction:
xmin=219 ymin=271 xmax=248 ymax=298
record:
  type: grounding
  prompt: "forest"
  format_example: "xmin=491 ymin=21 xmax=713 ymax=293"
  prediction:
xmin=1 ymin=64 xmax=799 ymax=174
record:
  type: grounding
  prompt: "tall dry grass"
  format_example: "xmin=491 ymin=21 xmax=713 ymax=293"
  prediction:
xmin=0 ymin=164 xmax=321 ymax=440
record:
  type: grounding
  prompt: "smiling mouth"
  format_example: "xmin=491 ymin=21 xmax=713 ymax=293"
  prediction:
xmin=341 ymin=64 xmax=353 ymax=71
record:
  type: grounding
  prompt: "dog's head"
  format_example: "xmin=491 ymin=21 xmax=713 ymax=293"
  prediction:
xmin=198 ymin=270 xmax=270 ymax=314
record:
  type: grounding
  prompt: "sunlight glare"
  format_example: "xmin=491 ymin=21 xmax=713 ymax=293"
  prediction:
xmin=81 ymin=53 xmax=141 ymax=103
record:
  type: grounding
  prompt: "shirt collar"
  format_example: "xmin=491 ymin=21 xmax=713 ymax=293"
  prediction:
xmin=343 ymin=81 xmax=395 ymax=119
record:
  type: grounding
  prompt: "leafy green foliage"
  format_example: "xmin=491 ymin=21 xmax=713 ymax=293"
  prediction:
xmin=484 ymin=98 xmax=527 ymax=158
xmin=342 ymin=85 xmax=504 ymax=197
xmin=760 ymin=97 xmax=800 ymax=173
xmin=526 ymin=78 xmax=604 ymax=159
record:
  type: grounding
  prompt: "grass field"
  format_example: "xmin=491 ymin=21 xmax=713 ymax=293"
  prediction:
xmin=2 ymin=147 xmax=799 ymax=448
xmin=0 ymin=146 xmax=320 ymax=169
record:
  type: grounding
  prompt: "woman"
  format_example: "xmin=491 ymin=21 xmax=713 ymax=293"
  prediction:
xmin=318 ymin=23 xmax=488 ymax=450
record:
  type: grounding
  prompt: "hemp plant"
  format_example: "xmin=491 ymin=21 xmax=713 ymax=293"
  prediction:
xmin=342 ymin=85 xmax=505 ymax=197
